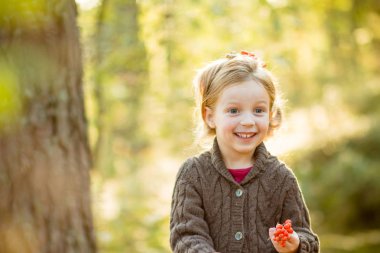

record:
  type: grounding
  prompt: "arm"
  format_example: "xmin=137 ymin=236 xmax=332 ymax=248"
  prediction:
xmin=170 ymin=159 xmax=216 ymax=253
xmin=280 ymin=177 xmax=320 ymax=253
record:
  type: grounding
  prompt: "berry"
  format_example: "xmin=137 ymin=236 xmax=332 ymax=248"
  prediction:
xmin=272 ymin=219 xmax=294 ymax=247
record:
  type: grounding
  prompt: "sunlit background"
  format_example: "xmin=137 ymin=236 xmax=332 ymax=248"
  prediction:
xmin=1 ymin=0 xmax=379 ymax=252
xmin=75 ymin=0 xmax=380 ymax=252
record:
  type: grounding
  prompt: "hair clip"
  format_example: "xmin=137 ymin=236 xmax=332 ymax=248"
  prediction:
xmin=240 ymin=50 xmax=267 ymax=68
xmin=240 ymin=50 xmax=255 ymax=57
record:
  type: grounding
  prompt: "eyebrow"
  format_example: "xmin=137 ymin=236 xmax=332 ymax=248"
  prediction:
xmin=256 ymin=100 xmax=269 ymax=104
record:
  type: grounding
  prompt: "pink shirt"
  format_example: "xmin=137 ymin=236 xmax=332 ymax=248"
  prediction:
xmin=228 ymin=166 xmax=253 ymax=183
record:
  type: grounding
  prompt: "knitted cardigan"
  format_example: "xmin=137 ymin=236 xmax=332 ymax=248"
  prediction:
xmin=170 ymin=139 xmax=319 ymax=253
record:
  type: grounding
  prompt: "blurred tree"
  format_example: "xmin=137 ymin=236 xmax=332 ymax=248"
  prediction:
xmin=88 ymin=0 xmax=153 ymax=252
xmin=91 ymin=0 xmax=149 ymax=177
xmin=0 ymin=0 xmax=96 ymax=252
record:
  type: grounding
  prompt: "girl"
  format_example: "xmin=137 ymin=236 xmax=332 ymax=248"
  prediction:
xmin=170 ymin=51 xmax=319 ymax=253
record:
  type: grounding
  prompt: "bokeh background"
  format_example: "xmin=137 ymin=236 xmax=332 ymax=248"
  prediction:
xmin=77 ymin=0 xmax=380 ymax=252
xmin=1 ymin=0 xmax=380 ymax=252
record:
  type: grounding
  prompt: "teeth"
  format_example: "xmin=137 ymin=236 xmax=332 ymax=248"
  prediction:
xmin=236 ymin=133 xmax=255 ymax=138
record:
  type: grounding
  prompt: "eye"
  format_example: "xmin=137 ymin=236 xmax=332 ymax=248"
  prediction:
xmin=228 ymin=108 xmax=239 ymax=114
xmin=255 ymin=108 xmax=263 ymax=113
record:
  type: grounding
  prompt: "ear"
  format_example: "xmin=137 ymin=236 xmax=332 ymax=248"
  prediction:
xmin=204 ymin=107 xmax=216 ymax=129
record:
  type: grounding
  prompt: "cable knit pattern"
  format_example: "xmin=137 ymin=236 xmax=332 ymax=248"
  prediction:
xmin=170 ymin=139 xmax=319 ymax=253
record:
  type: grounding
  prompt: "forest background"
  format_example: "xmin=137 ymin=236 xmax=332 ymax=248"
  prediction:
xmin=1 ymin=0 xmax=380 ymax=252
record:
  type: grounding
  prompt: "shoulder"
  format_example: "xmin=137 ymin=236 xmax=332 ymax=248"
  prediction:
xmin=264 ymin=154 xmax=291 ymax=174
xmin=175 ymin=150 xmax=212 ymax=183
xmin=262 ymin=153 xmax=299 ymax=188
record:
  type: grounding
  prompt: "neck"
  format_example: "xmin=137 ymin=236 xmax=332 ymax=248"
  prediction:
xmin=219 ymin=148 xmax=255 ymax=170
xmin=224 ymin=158 xmax=254 ymax=170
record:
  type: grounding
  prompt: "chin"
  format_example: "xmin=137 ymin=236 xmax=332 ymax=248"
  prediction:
xmin=234 ymin=145 xmax=256 ymax=154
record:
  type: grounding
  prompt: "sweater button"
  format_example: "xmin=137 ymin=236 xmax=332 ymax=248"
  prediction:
xmin=235 ymin=231 xmax=243 ymax=240
xmin=235 ymin=189 xmax=243 ymax=197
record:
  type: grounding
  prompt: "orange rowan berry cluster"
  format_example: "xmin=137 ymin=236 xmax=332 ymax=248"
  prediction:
xmin=273 ymin=219 xmax=294 ymax=247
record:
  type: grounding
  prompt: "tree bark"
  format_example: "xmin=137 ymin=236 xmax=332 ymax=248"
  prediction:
xmin=0 ymin=1 xmax=97 ymax=252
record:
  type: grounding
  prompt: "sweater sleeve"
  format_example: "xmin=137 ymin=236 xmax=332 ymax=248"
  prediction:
xmin=170 ymin=159 xmax=216 ymax=253
xmin=281 ymin=176 xmax=320 ymax=253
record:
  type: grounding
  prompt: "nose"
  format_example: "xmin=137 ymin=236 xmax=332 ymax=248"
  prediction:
xmin=240 ymin=112 xmax=255 ymax=126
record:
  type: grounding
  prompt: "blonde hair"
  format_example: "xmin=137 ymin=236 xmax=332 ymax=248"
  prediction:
xmin=193 ymin=52 xmax=283 ymax=143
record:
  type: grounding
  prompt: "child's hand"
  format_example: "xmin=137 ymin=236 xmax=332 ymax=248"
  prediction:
xmin=269 ymin=226 xmax=300 ymax=253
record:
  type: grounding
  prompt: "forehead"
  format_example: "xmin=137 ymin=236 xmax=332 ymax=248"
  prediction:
xmin=218 ymin=80 xmax=270 ymax=104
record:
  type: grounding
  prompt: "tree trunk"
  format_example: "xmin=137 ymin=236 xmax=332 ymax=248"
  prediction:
xmin=0 ymin=1 xmax=97 ymax=252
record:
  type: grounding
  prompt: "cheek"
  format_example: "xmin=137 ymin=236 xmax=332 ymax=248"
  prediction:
xmin=215 ymin=116 xmax=238 ymax=130
xmin=257 ymin=117 xmax=270 ymax=129
xmin=224 ymin=121 xmax=237 ymax=131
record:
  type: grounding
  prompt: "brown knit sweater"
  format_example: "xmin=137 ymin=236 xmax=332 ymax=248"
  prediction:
xmin=170 ymin=139 xmax=319 ymax=253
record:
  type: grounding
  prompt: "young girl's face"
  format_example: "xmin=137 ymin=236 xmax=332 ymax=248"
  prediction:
xmin=205 ymin=79 xmax=271 ymax=161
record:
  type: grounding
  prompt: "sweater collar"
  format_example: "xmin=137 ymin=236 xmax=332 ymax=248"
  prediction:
xmin=210 ymin=138 xmax=270 ymax=185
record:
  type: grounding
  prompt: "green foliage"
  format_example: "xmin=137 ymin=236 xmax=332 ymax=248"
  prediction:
xmin=292 ymin=125 xmax=380 ymax=233
xmin=0 ymin=61 xmax=21 ymax=132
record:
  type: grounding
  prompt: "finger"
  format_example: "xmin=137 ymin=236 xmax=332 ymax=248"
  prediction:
xmin=268 ymin=227 xmax=275 ymax=238
xmin=288 ymin=231 xmax=297 ymax=242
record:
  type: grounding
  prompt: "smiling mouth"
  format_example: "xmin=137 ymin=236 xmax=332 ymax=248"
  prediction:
xmin=234 ymin=133 xmax=256 ymax=139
